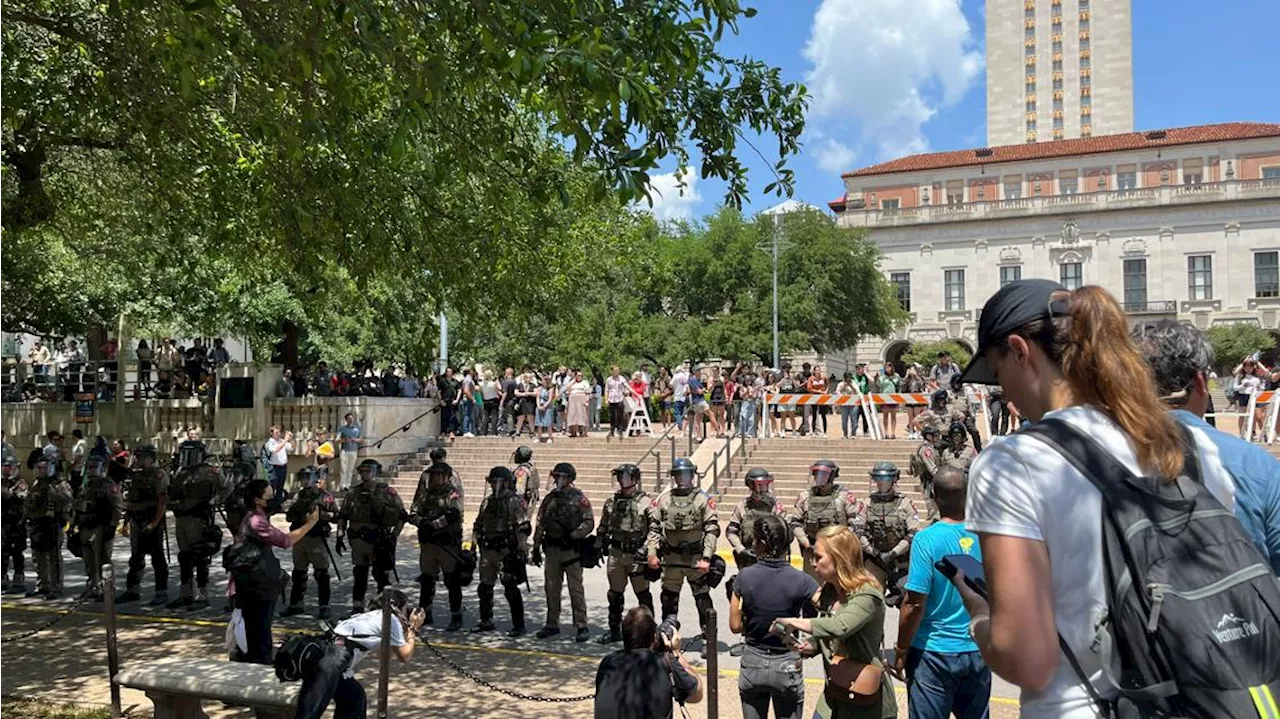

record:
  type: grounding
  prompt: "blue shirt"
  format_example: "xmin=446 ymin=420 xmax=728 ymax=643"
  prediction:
xmin=338 ymin=424 xmax=362 ymax=453
xmin=903 ymin=520 xmax=982 ymax=653
xmin=1172 ymin=410 xmax=1280 ymax=574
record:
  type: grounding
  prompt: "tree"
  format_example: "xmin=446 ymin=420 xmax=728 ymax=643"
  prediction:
xmin=900 ymin=340 xmax=973 ymax=375
xmin=1205 ymin=323 xmax=1276 ymax=372
xmin=3 ymin=0 xmax=808 ymax=355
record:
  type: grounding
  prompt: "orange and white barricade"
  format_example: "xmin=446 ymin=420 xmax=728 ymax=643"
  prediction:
xmin=1245 ymin=390 xmax=1278 ymax=444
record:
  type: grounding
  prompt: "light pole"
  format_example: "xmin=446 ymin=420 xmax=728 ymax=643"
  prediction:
xmin=759 ymin=201 xmax=805 ymax=369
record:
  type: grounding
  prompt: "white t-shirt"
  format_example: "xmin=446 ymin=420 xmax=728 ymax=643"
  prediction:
xmin=265 ymin=437 xmax=291 ymax=467
xmin=335 ymin=610 xmax=407 ymax=679
xmin=671 ymin=371 xmax=689 ymax=402
xmin=966 ymin=405 xmax=1235 ymax=719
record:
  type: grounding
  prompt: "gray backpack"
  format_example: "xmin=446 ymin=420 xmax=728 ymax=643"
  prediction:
xmin=1026 ymin=419 xmax=1280 ymax=719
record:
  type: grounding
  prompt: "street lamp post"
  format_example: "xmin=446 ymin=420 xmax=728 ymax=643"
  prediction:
xmin=759 ymin=201 xmax=806 ymax=369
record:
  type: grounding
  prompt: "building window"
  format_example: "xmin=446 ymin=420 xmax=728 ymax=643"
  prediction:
xmin=945 ymin=270 xmax=966 ymax=311
xmin=880 ymin=198 xmax=900 ymax=210
xmin=1123 ymin=259 xmax=1147 ymax=311
xmin=891 ymin=272 xmax=912 ymax=312
xmin=1060 ymin=177 xmax=1078 ymax=194
xmin=1188 ymin=255 xmax=1213 ymax=301
xmin=1184 ymin=172 xmax=1203 ymax=185
xmin=1256 ymin=252 xmax=1279 ymax=298
xmin=1004 ymin=181 xmax=1022 ymax=199
xmin=1060 ymin=262 xmax=1083 ymax=290
xmin=1117 ymin=171 xmax=1137 ymax=190
xmin=1000 ymin=265 xmax=1022 ymax=287
xmin=946 ymin=189 xmax=964 ymax=205
xmin=1263 ymin=167 xmax=1280 ymax=180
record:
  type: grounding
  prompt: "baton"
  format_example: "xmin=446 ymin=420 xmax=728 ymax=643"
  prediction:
xmin=322 ymin=536 xmax=343 ymax=582
xmin=163 ymin=520 xmax=171 ymax=564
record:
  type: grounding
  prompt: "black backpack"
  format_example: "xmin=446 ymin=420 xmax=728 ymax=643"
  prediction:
xmin=1024 ymin=419 xmax=1280 ymax=719
xmin=274 ymin=633 xmax=330 ymax=681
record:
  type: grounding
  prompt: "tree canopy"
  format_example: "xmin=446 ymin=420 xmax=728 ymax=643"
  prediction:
xmin=2 ymin=0 xmax=808 ymax=359
xmin=1206 ymin=323 xmax=1276 ymax=372
xmin=899 ymin=340 xmax=973 ymax=375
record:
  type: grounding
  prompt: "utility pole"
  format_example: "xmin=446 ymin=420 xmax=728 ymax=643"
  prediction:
xmin=771 ymin=218 xmax=780 ymax=371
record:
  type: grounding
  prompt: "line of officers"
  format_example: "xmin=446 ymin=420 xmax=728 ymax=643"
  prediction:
xmin=1 ymin=427 xmax=979 ymax=651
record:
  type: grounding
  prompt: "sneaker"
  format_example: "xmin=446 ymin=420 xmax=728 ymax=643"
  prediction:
xmin=149 ymin=591 xmax=170 ymax=606
xmin=596 ymin=630 xmax=621 ymax=645
xmin=535 ymin=626 xmax=561 ymax=639
xmin=446 ymin=614 xmax=463 ymax=631
xmin=116 ymin=589 xmax=141 ymax=603
xmin=507 ymin=625 xmax=527 ymax=638
xmin=471 ymin=621 xmax=496 ymax=633
xmin=575 ymin=627 xmax=590 ymax=643
xmin=464 ymin=432 xmax=475 ymax=438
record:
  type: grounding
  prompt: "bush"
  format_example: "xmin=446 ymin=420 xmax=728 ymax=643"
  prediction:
xmin=899 ymin=340 xmax=973 ymax=374
xmin=0 ymin=700 xmax=115 ymax=719
xmin=1205 ymin=323 xmax=1275 ymax=372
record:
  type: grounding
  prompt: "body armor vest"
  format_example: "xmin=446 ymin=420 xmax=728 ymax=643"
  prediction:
xmin=942 ymin=447 xmax=977 ymax=471
xmin=347 ymin=483 xmax=396 ymax=528
xmin=2 ymin=483 xmax=26 ymax=528
xmin=912 ymin=444 xmax=938 ymax=483
xmin=125 ymin=467 xmax=164 ymax=516
xmin=737 ymin=497 xmax=778 ymax=547
xmin=476 ymin=493 xmax=517 ymax=548
xmin=541 ymin=488 xmax=586 ymax=542
xmin=605 ymin=492 xmax=648 ymax=552
xmin=25 ymin=480 xmax=65 ymax=520
xmin=288 ymin=486 xmax=333 ymax=535
xmin=866 ymin=495 xmax=908 ymax=551
xmin=417 ymin=485 xmax=462 ymax=534
xmin=803 ymin=490 xmax=846 ymax=540
xmin=170 ymin=466 xmax=216 ymax=516
xmin=661 ymin=490 xmax=704 ymax=533
xmin=75 ymin=476 xmax=115 ymax=528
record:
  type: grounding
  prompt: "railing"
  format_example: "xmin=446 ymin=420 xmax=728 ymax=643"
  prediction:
xmin=633 ymin=422 xmax=679 ymax=493
xmin=1123 ymin=300 xmax=1177 ymax=314
xmin=840 ymin=177 xmax=1280 ymax=227
xmin=1 ymin=359 xmax=235 ymax=404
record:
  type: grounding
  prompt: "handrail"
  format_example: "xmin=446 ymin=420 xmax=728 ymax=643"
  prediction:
xmin=700 ymin=432 xmax=736 ymax=498
xmin=371 ymin=404 xmax=442 ymax=450
xmin=634 ymin=422 xmax=679 ymax=494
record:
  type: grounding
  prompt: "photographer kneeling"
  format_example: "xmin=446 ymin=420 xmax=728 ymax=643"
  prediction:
xmin=295 ymin=589 xmax=426 ymax=719
xmin=594 ymin=606 xmax=703 ymax=719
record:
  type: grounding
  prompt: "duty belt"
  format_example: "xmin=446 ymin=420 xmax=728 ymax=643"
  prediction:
xmin=477 ymin=534 xmax=512 ymax=551
xmin=663 ymin=540 xmax=703 ymax=556
xmin=546 ymin=535 xmax=578 ymax=550
xmin=610 ymin=535 xmax=645 ymax=554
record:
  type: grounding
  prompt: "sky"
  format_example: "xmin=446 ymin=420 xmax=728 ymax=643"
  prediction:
xmin=643 ymin=0 xmax=1280 ymax=222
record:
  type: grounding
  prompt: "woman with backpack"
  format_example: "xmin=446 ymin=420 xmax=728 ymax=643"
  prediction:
xmin=295 ymin=589 xmax=426 ymax=719
xmin=228 ymin=479 xmax=319 ymax=664
xmin=951 ymin=281 xmax=1248 ymax=718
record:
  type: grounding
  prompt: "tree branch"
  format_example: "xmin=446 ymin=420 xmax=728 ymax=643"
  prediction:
xmin=49 ymin=135 xmax=125 ymax=151
xmin=4 ymin=11 xmax=92 ymax=45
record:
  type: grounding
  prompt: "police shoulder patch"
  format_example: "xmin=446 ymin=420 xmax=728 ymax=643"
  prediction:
xmin=707 ymin=497 xmax=717 ymax=511
xmin=449 ymin=490 xmax=461 ymax=501
xmin=650 ymin=497 xmax=661 ymax=509
xmin=578 ymin=495 xmax=591 ymax=509
xmin=385 ymin=486 xmax=398 ymax=497
xmin=110 ymin=483 xmax=121 ymax=494
xmin=922 ymin=447 xmax=934 ymax=459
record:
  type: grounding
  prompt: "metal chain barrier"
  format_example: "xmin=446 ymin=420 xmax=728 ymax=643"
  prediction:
xmin=415 ymin=630 xmax=595 ymax=703
xmin=2 ymin=592 xmax=94 ymax=644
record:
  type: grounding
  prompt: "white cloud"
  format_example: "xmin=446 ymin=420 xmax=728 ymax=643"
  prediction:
xmin=643 ymin=172 xmax=702 ymax=221
xmin=803 ymin=0 xmax=983 ymax=160
xmin=814 ymin=137 xmax=857 ymax=174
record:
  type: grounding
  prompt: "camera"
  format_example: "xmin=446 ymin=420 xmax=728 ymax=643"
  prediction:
xmin=659 ymin=615 xmax=681 ymax=649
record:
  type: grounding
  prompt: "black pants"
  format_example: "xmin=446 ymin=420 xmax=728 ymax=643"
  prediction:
xmin=609 ymin=402 xmax=626 ymax=435
xmin=440 ymin=403 xmax=455 ymax=435
xmin=269 ymin=464 xmax=288 ymax=513
xmin=296 ymin=643 xmax=368 ymax=719
xmin=482 ymin=399 xmax=500 ymax=435
xmin=238 ymin=595 xmax=276 ymax=665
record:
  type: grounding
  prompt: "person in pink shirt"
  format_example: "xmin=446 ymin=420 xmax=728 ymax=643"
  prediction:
xmin=230 ymin=479 xmax=319 ymax=664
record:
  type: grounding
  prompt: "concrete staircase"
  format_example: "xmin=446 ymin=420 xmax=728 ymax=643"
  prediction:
xmin=717 ymin=438 xmax=927 ymax=518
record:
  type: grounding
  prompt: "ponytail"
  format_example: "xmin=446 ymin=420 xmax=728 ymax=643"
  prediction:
xmin=1013 ymin=286 xmax=1184 ymax=479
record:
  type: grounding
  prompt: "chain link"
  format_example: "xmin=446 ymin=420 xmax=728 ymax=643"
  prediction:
xmin=416 ymin=631 xmax=595 ymax=703
xmin=2 ymin=592 xmax=93 ymax=644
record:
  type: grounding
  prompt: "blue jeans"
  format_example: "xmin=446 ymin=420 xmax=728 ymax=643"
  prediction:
xmin=906 ymin=647 xmax=991 ymax=719
xmin=738 ymin=400 xmax=758 ymax=438
xmin=674 ymin=400 xmax=687 ymax=429
xmin=738 ymin=645 xmax=804 ymax=719
xmin=269 ymin=464 xmax=288 ymax=513
xmin=460 ymin=401 xmax=475 ymax=434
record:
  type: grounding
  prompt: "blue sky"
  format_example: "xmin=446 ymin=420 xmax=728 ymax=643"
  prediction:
xmin=645 ymin=0 xmax=1280 ymax=221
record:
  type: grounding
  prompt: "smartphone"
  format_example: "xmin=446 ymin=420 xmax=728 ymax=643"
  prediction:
xmin=935 ymin=554 xmax=988 ymax=599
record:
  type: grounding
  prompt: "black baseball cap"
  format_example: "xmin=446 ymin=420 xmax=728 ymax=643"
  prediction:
xmin=959 ymin=279 xmax=1069 ymax=385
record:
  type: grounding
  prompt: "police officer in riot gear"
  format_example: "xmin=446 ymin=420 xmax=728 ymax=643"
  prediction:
xmin=511 ymin=445 xmax=540 ymax=509
xmin=596 ymin=464 xmax=654 ymax=644
xmin=25 ymin=455 xmax=73 ymax=598
xmin=726 ymin=468 xmax=786 ymax=570
xmin=223 ymin=440 xmax=257 ymax=539
xmin=337 ymin=459 xmax=404 ymax=615
xmin=857 ymin=461 xmax=919 ymax=607
xmin=118 ymin=444 xmax=170 ymax=605
xmin=284 ymin=466 xmax=339 ymax=619
xmin=409 ymin=460 xmax=465 ymax=630
xmin=947 ymin=374 xmax=983 ymax=451
xmin=167 ymin=440 xmax=220 ymax=610
xmin=531 ymin=462 xmax=595 ymax=642
xmin=941 ymin=421 xmax=979 ymax=472
xmin=2 ymin=456 xmax=28 ymax=594
xmin=646 ymin=457 xmax=720 ymax=653
xmin=911 ymin=425 xmax=943 ymax=525
xmin=73 ymin=455 xmax=122 ymax=600
xmin=471 ymin=466 xmax=530 ymax=637
xmin=787 ymin=459 xmax=863 ymax=579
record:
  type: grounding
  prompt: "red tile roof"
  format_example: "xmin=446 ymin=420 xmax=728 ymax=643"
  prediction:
xmin=842 ymin=122 xmax=1280 ymax=178
xmin=828 ymin=194 xmax=847 ymax=212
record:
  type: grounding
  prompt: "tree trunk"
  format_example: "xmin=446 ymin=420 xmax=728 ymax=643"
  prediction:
xmin=275 ymin=320 xmax=300 ymax=369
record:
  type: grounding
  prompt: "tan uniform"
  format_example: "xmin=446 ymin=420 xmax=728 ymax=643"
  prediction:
xmin=647 ymin=487 xmax=720 ymax=626
xmin=123 ymin=466 xmax=168 ymax=594
xmin=25 ymin=477 xmax=72 ymax=595
xmin=410 ymin=475 xmax=465 ymax=578
xmin=786 ymin=485 xmax=863 ymax=578
xmin=169 ymin=464 xmax=220 ymax=600
xmin=725 ymin=495 xmax=786 ymax=567
xmin=73 ymin=473 xmax=123 ymax=596
xmin=533 ymin=485 xmax=595 ymax=630
xmin=598 ymin=489 xmax=654 ymax=596
xmin=911 ymin=442 xmax=942 ymax=526
xmin=472 ymin=488 xmax=531 ymax=630
xmin=338 ymin=480 xmax=405 ymax=608
xmin=857 ymin=492 xmax=920 ymax=596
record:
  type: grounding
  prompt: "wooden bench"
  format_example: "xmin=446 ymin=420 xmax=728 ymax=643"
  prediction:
xmin=114 ymin=657 xmax=299 ymax=719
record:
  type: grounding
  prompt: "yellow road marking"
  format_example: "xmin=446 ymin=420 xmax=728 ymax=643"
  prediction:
xmin=2 ymin=602 xmax=1018 ymax=706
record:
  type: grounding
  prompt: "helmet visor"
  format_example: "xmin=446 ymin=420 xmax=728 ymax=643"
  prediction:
xmin=810 ymin=465 xmax=835 ymax=487
xmin=551 ymin=471 xmax=574 ymax=489
xmin=358 ymin=464 xmax=379 ymax=482
xmin=871 ymin=474 xmax=896 ymax=492
xmin=671 ymin=468 xmax=696 ymax=489
xmin=749 ymin=477 xmax=775 ymax=496
xmin=86 ymin=456 xmax=108 ymax=478
xmin=614 ymin=468 xmax=638 ymax=490
xmin=2 ymin=463 xmax=17 ymax=480
xmin=179 ymin=446 xmax=204 ymax=469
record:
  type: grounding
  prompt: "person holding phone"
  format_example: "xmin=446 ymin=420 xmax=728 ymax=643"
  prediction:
xmin=594 ymin=606 xmax=703 ymax=719
xmin=891 ymin=466 xmax=991 ymax=719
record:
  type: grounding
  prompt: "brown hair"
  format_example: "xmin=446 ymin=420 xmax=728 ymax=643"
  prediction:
xmin=1006 ymin=285 xmax=1184 ymax=478
xmin=816 ymin=525 xmax=881 ymax=595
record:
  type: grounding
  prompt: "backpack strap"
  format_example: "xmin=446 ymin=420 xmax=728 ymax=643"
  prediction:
xmin=1022 ymin=417 xmax=1198 ymax=711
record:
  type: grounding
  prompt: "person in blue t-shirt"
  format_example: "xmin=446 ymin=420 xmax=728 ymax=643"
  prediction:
xmin=892 ymin=465 xmax=992 ymax=719
xmin=1134 ymin=319 xmax=1280 ymax=574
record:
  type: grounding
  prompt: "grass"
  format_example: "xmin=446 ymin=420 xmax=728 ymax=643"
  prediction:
xmin=0 ymin=699 xmax=118 ymax=719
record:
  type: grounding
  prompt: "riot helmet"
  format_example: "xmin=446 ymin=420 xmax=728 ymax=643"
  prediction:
xmin=550 ymin=462 xmax=576 ymax=490
xmin=669 ymin=457 xmax=697 ymax=490
xmin=487 ymin=466 xmax=516 ymax=495
xmin=948 ymin=422 xmax=968 ymax=449
xmin=2 ymin=456 xmax=19 ymax=481
xmin=744 ymin=467 xmax=775 ymax=501
xmin=809 ymin=459 xmax=840 ymax=490
xmin=930 ymin=388 xmax=949 ymax=412
xmin=177 ymin=440 xmax=206 ymax=470
xmin=512 ymin=446 xmax=534 ymax=465
xmin=612 ymin=464 xmax=641 ymax=494
xmin=920 ymin=424 xmax=941 ymax=442
xmin=86 ymin=454 xmax=109 ymax=479
xmin=297 ymin=466 xmax=321 ymax=489
xmin=950 ymin=373 xmax=964 ymax=392
xmin=32 ymin=456 xmax=52 ymax=479
xmin=429 ymin=446 xmax=447 ymax=464
xmin=869 ymin=461 xmax=900 ymax=497
xmin=426 ymin=461 xmax=453 ymax=488
xmin=357 ymin=459 xmax=382 ymax=483
xmin=134 ymin=444 xmax=158 ymax=467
